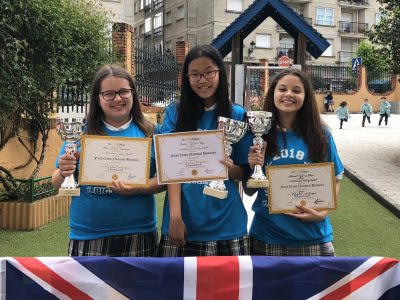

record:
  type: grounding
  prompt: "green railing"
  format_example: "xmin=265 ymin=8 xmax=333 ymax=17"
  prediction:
xmin=15 ymin=176 xmax=57 ymax=203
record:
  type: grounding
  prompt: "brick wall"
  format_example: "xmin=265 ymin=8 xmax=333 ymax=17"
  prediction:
xmin=112 ymin=23 xmax=134 ymax=75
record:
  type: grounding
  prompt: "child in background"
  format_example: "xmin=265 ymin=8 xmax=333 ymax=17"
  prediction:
xmin=336 ymin=101 xmax=350 ymax=129
xmin=378 ymin=97 xmax=391 ymax=126
xmin=246 ymin=69 xmax=344 ymax=256
xmin=361 ymin=98 xmax=373 ymax=127
xmin=158 ymin=45 xmax=252 ymax=257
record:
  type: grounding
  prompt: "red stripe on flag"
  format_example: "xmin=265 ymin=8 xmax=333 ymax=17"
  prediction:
xmin=196 ymin=256 xmax=240 ymax=300
xmin=321 ymin=257 xmax=399 ymax=300
xmin=15 ymin=257 xmax=92 ymax=300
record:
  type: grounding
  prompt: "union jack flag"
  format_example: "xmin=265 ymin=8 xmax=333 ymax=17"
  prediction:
xmin=1 ymin=256 xmax=399 ymax=299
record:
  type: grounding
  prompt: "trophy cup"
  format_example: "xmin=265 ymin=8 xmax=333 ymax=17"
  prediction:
xmin=203 ymin=117 xmax=248 ymax=199
xmin=56 ymin=115 xmax=86 ymax=196
xmin=246 ymin=111 xmax=273 ymax=188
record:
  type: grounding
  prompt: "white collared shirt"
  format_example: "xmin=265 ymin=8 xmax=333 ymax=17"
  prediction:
xmin=102 ymin=118 xmax=132 ymax=131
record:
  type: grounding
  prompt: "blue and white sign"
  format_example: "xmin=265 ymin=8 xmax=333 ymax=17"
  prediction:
xmin=352 ymin=57 xmax=362 ymax=71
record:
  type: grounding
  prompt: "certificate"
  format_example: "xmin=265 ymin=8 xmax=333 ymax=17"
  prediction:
xmin=154 ymin=130 xmax=227 ymax=184
xmin=78 ymin=135 xmax=151 ymax=187
xmin=267 ymin=162 xmax=337 ymax=214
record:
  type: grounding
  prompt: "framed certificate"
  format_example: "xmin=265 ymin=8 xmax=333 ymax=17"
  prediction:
xmin=78 ymin=135 xmax=151 ymax=187
xmin=154 ymin=130 xmax=227 ymax=184
xmin=267 ymin=162 xmax=337 ymax=214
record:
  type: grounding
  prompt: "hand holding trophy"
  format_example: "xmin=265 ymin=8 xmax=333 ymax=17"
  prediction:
xmin=56 ymin=115 xmax=86 ymax=196
xmin=246 ymin=111 xmax=273 ymax=188
xmin=203 ymin=117 xmax=248 ymax=199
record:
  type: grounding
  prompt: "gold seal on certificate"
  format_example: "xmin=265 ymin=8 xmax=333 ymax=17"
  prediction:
xmin=267 ymin=162 xmax=337 ymax=214
xmin=154 ymin=130 xmax=227 ymax=184
xmin=78 ymin=135 xmax=152 ymax=187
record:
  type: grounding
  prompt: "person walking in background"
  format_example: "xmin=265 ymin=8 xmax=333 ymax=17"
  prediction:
xmin=327 ymin=91 xmax=334 ymax=112
xmin=52 ymin=64 xmax=165 ymax=257
xmin=336 ymin=101 xmax=350 ymax=129
xmin=324 ymin=90 xmax=333 ymax=112
xmin=378 ymin=97 xmax=391 ymax=126
xmin=245 ymin=69 xmax=344 ymax=256
xmin=361 ymin=98 xmax=373 ymax=127
xmin=157 ymin=45 xmax=253 ymax=257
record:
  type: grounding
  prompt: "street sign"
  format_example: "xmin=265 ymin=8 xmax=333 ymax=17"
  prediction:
xmin=278 ymin=55 xmax=291 ymax=67
xmin=352 ymin=57 xmax=362 ymax=71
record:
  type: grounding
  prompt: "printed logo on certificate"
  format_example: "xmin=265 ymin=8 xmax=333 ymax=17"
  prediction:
xmin=267 ymin=162 xmax=337 ymax=214
xmin=154 ymin=130 xmax=227 ymax=184
xmin=79 ymin=135 xmax=151 ymax=187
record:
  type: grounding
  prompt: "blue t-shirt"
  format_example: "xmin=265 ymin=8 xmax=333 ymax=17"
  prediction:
xmin=56 ymin=122 xmax=157 ymax=240
xmin=250 ymin=129 xmax=344 ymax=246
xmin=160 ymin=102 xmax=253 ymax=241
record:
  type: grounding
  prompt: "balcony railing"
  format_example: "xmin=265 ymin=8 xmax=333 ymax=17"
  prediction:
xmin=339 ymin=21 xmax=368 ymax=34
xmin=339 ymin=0 xmax=369 ymax=7
xmin=277 ymin=46 xmax=294 ymax=59
xmin=338 ymin=51 xmax=355 ymax=64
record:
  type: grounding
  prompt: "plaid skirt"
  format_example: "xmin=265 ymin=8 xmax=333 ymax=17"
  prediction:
xmin=157 ymin=234 xmax=249 ymax=257
xmin=250 ymin=236 xmax=335 ymax=256
xmin=68 ymin=231 xmax=158 ymax=257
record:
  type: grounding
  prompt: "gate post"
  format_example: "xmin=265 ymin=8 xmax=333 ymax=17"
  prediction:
xmin=112 ymin=23 xmax=134 ymax=75
xmin=175 ymin=41 xmax=190 ymax=89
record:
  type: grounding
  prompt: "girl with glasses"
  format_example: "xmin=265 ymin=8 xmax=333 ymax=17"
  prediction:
xmin=157 ymin=45 xmax=253 ymax=257
xmin=52 ymin=64 xmax=165 ymax=257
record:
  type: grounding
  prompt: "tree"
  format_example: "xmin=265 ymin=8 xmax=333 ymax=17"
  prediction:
xmin=368 ymin=0 xmax=400 ymax=75
xmin=355 ymin=41 xmax=391 ymax=81
xmin=0 ymin=0 xmax=117 ymax=200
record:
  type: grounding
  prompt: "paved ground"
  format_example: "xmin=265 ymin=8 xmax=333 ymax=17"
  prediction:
xmin=244 ymin=113 xmax=400 ymax=227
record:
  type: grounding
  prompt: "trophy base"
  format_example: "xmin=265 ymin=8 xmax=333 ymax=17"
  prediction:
xmin=247 ymin=179 xmax=269 ymax=189
xmin=203 ymin=186 xmax=228 ymax=199
xmin=58 ymin=188 xmax=80 ymax=196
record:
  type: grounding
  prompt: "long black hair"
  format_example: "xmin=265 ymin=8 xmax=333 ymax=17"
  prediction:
xmin=263 ymin=69 xmax=328 ymax=162
xmin=176 ymin=45 xmax=231 ymax=132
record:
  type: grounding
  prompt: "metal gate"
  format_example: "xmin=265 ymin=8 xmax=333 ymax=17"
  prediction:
xmin=134 ymin=45 xmax=179 ymax=107
xmin=245 ymin=65 xmax=288 ymax=110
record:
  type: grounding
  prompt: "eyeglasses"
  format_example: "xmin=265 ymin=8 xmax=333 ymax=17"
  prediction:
xmin=187 ymin=69 xmax=219 ymax=82
xmin=99 ymin=89 xmax=133 ymax=101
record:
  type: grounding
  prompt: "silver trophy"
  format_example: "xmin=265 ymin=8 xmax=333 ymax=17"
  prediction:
xmin=56 ymin=116 xmax=86 ymax=196
xmin=203 ymin=117 xmax=248 ymax=199
xmin=246 ymin=111 xmax=273 ymax=188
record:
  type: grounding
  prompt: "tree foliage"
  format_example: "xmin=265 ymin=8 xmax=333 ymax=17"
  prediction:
xmin=0 ymin=0 xmax=117 ymax=199
xmin=368 ymin=0 xmax=400 ymax=75
xmin=355 ymin=41 xmax=391 ymax=80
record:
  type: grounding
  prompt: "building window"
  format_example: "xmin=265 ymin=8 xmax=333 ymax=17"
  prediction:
xmin=145 ymin=17 xmax=151 ymax=33
xmin=139 ymin=24 xmax=144 ymax=36
xmin=140 ymin=0 xmax=144 ymax=10
xmin=227 ymin=0 xmax=243 ymax=12
xmin=321 ymin=39 xmax=333 ymax=56
xmin=177 ymin=5 xmax=184 ymax=20
xmin=375 ymin=13 xmax=382 ymax=24
xmin=134 ymin=1 xmax=138 ymax=13
xmin=255 ymin=34 xmax=271 ymax=48
xmin=153 ymin=13 xmax=162 ymax=29
xmin=165 ymin=11 xmax=172 ymax=25
xmin=316 ymin=7 xmax=334 ymax=26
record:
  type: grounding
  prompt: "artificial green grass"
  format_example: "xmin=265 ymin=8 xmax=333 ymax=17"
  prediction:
xmin=330 ymin=177 xmax=400 ymax=259
xmin=0 ymin=177 xmax=399 ymax=258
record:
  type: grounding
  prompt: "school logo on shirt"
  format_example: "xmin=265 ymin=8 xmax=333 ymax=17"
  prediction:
xmin=85 ymin=186 xmax=113 ymax=195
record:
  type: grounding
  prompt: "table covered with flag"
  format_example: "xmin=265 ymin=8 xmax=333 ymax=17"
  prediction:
xmin=1 ymin=256 xmax=399 ymax=299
